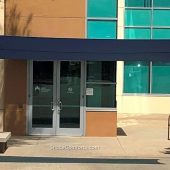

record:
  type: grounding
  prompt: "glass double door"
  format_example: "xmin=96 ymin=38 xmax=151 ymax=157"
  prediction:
xmin=29 ymin=61 xmax=84 ymax=136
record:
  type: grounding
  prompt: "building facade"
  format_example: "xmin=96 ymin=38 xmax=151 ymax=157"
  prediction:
xmin=0 ymin=0 xmax=170 ymax=136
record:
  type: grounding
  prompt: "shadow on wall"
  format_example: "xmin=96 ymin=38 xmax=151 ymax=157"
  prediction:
xmin=4 ymin=60 xmax=27 ymax=135
xmin=5 ymin=104 xmax=26 ymax=135
xmin=0 ymin=60 xmax=4 ymax=132
xmin=5 ymin=3 xmax=33 ymax=36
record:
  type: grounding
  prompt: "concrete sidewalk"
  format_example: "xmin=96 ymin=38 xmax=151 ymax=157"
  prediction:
xmin=0 ymin=114 xmax=170 ymax=169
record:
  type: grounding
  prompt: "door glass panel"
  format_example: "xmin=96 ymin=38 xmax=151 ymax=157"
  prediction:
xmin=60 ymin=61 xmax=81 ymax=128
xmin=32 ymin=61 xmax=53 ymax=128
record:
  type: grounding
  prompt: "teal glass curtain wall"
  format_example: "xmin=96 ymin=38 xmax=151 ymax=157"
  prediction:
xmin=125 ymin=9 xmax=151 ymax=26
xmin=124 ymin=62 xmax=150 ymax=93
xmin=126 ymin=0 xmax=152 ymax=7
xmin=124 ymin=0 xmax=170 ymax=94
xmin=125 ymin=28 xmax=151 ymax=39
xmin=152 ymin=62 xmax=170 ymax=94
xmin=125 ymin=0 xmax=170 ymax=39
xmin=153 ymin=0 xmax=170 ymax=7
xmin=88 ymin=0 xmax=117 ymax=18
xmin=87 ymin=21 xmax=117 ymax=39
xmin=87 ymin=0 xmax=117 ymax=39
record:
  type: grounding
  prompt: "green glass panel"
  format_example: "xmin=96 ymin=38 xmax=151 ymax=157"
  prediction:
xmin=125 ymin=28 xmax=151 ymax=39
xmin=87 ymin=21 xmax=117 ymax=39
xmin=125 ymin=9 xmax=151 ymax=26
xmin=125 ymin=0 xmax=151 ymax=7
xmin=32 ymin=61 xmax=53 ymax=128
xmin=86 ymin=84 xmax=116 ymax=107
xmin=88 ymin=0 xmax=117 ymax=18
xmin=153 ymin=0 xmax=170 ymax=7
xmin=124 ymin=61 xmax=149 ymax=93
xmin=153 ymin=10 xmax=170 ymax=26
xmin=87 ymin=61 xmax=116 ymax=82
xmin=153 ymin=29 xmax=170 ymax=39
xmin=152 ymin=62 xmax=170 ymax=94
xmin=60 ymin=61 xmax=81 ymax=128
xmin=86 ymin=61 xmax=116 ymax=108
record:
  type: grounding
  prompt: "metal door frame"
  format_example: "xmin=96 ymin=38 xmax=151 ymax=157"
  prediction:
xmin=56 ymin=61 xmax=84 ymax=136
xmin=28 ymin=60 xmax=85 ymax=136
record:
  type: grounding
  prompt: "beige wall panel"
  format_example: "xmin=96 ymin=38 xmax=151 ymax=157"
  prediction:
xmin=117 ymin=0 xmax=125 ymax=39
xmin=86 ymin=111 xmax=117 ymax=137
xmin=0 ymin=0 xmax=4 ymax=35
xmin=4 ymin=60 xmax=27 ymax=135
xmin=6 ymin=0 xmax=85 ymax=18
xmin=117 ymin=96 xmax=170 ymax=115
xmin=6 ymin=16 xmax=85 ymax=38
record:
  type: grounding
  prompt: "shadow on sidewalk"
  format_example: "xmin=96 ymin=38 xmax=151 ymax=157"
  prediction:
xmin=0 ymin=156 xmax=163 ymax=164
xmin=162 ymin=147 xmax=170 ymax=154
xmin=117 ymin=127 xmax=127 ymax=136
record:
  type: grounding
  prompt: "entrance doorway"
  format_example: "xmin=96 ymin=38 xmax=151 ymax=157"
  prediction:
xmin=28 ymin=61 xmax=84 ymax=136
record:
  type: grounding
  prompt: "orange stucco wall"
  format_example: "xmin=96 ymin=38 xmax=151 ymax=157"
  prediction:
xmin=4 ymin=60 xmax=27 ymax=135
xmin=86 ymin=111 xmax=117 ymax=137
xmin=5 ymin=0 xmax=85 ymax=38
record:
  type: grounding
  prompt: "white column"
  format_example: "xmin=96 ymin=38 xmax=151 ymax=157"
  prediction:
xmin=116 ymin=0 xmax=125 ymax=113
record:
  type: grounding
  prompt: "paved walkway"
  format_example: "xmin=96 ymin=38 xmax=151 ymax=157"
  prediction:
xmin=0 ymin=114 xmax=170 ymax=169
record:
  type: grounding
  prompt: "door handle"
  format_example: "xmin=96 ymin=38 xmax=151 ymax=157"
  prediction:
xmin=59 ymin=101 xmax=62 ymax=111
xmin=51 ymin=102 xmax=54 ymax=111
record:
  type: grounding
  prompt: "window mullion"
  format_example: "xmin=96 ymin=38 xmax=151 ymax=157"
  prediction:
xmin=149 ymin=61 xmax=153 ymax=94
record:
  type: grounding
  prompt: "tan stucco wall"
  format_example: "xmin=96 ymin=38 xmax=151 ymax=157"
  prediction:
xmin=5 ymin=0 xmax=85 ymax=38
xmin=86 ymin=111 xmax=117 ymax=137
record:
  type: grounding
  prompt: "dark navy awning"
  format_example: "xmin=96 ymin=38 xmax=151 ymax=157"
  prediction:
xmin=0 ymin=35 xmax=170 ymax=61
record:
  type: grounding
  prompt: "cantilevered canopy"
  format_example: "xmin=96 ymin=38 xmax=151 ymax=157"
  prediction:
xmin=0 ymin=35 xmax=170 ymax=61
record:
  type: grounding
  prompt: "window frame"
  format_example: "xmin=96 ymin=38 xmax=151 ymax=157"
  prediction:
xmin=86 ymin=61 xmax=117 ymax=109
xmin=123 ymin=61 xmax=170 ymax=95
xmin=87 ymin=0 xmax=118 ymax=39
xmin=125 ymin=0 xmax=170 ymax=39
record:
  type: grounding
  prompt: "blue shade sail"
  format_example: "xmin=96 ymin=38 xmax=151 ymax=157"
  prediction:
xmin=125 ymin=9 xmax=151 ymax=26
xmin=87 ymin=20 xmax=117 ymax=39
xmin=125 ymin=28 xmax=151 ymax=39
xmin=124 ymin=61 xmax=150 ymax=93
xmin=152 ymin=62 xmax=170 ymax=94
xmin=153 ymin=10 xmax=170 ymax=26
xmin=125 ymin=0 xmax=152 ymax=7
xmin=1 ymin=36 xmax=170 ymax=61
xmin=153 ymin=29 xmax=170 ymax=39
xmin=88 ymin=0 xmax=117 ymax=18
